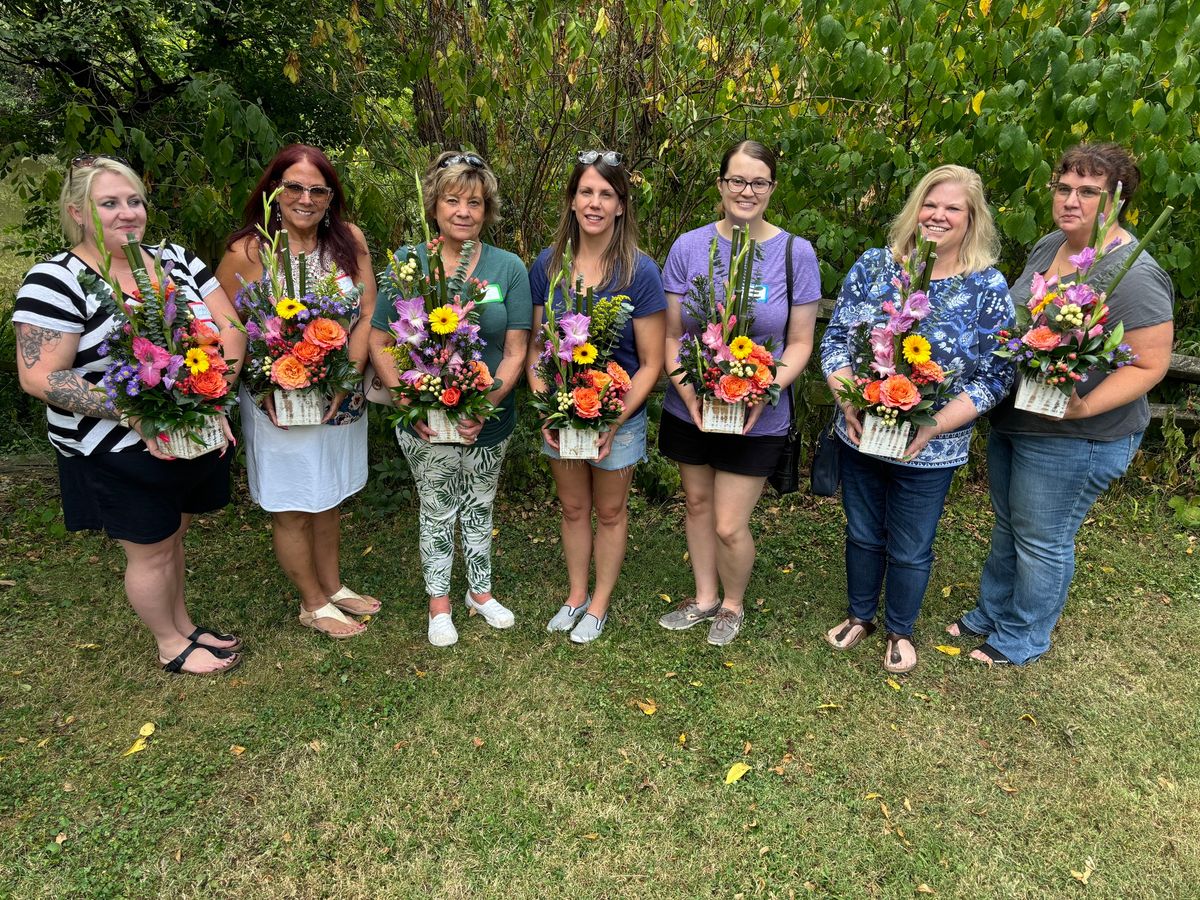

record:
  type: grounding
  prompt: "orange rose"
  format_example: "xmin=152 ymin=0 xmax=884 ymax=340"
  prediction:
xmin=292 ymin=340 xmax=326 ymax=367
xmin=1021 ymin=325 xmax=1062 ymax=352
xmin=183 ymin=368 xmax=229 ymax=400
xmin=751 ymin=363 xmax=773 ymax=390
xmin=190 ymin=319 xmax=219 ymax=345
xmin=878 ymin=374 xmax=920 ymax=410
xmin=749 ymin=344 xmax=774 ymax=367
xmin=202 ymin=345 xmax=229 ymax=374
xmin=440 ymin=386 xmax=462 ymax=407
xmin=863 ymin=380 xmax=884 ymax=405
xmin=271 ymin=354 xmax=312 ymax=390
xmin=587 ymin=368 xmax=613 ymax=392
xmin=572 ymin=386 xmax=602 ymax=419
xmin=714 ymin=374 xmax=752 ymax=403
xmin=304 ymin=317 xmax=348 ymax=350
xmin=606 ymin=361 xmax=632 ymax=393
xmin=469 ymin=359 xmax=494 ymax=389
xmin=910 ymin=359 xmax=946 ymax=385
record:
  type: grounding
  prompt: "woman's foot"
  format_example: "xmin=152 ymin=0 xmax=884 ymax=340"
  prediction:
xmin=158 ymin=639 xmax=241 ymax=675
xmin=884 ymin=633 xmax=918 ymax=674
xmin=185 ymin=626 xmax=242 ymax=652
xmin=465 ymin=591 xmax=515 ymax=629
xmin=569 ymin=611 xmax=607 ymax=644
xmin=825 ymin=616 xmax=876 ymax=650
xmin=969 ymin=642 xmax=1013 ymax=666
xmin=547 ymin=595 xmax=590 ymax=632
xmin=945 ymin=617 xmax=985 ymax=639
xmin=428 ymin=612 xmax=458 ymax=647
xmin=329 ymin=585 xmax=382 ymax=616
xmin=707 ymin=606 xmax=744 ymax=647
xmin=298 ymin=602 xmax=366 ymax=638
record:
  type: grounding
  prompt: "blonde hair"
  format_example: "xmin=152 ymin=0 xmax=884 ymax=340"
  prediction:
xmin=422 ymin=152 xmax=501 ymax=232
xmin=887 ymin=164 xmax=999 ymax=275
xmin=547 ymin=158 xmax=639 ymax=292
xmin=59 ymin=157 xmax=148 ymax=245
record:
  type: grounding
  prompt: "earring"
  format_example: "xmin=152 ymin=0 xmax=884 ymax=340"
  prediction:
xmin=323 ymin=210 xmax=330 ymax=227
xmin=274 ymin=204 xmax=281 ymax=227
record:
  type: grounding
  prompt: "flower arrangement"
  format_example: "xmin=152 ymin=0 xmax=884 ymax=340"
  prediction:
xmin=834 ymin=235 xmax=959 ymax=458
xmin=378 ymin=235 xmax=499 ymax=442
xmin=672 ymin=227 xmax=780 ymax=433
xmin=78 ymin=217 xmax=231 ymax=458
xmin=993 ymin=184 xmax=1172 ymax=418
xmin=233 ymin=191 xmax=362 ymax=426
xmin=529 ymin=250 xmax=634 ymax=458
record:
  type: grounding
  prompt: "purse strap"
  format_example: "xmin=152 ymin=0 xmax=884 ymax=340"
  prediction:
xmin=782 ymin=234 xmax=798 ymax=428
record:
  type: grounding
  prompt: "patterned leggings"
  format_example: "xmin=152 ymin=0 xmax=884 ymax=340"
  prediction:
xmin=397 ymin=431 xmax=510 ymax=597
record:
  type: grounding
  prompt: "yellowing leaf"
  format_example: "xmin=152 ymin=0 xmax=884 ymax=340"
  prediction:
xmin=37 ymin=737 xmax=50 ymax=748
xmin=55 ymin=832 xmax=67 ymax=845
xmin=121 ymin=736 xmax=148 ymax=757
xmin=816 ymin=703 xmax=843 ymax=711
xmin=815 ymin=100 xmax=830 ymax=115
xmin=917 ymin=885 xmax=937 ymax=895
xmin=1020 ymin=713 xmax=1038 ymax=726
xmin=658 ymin=593 xmax=672 ymax=603
xmin=934 ymin=645 xmax=961 ymax=656
xmin=1071 ymin=857 xmax=1096 ymax=884
xmin=74 ymin=643 xmax=100 ymax=650
xmin=690 ymin=680 xmax=703 ymax=687
xmin=282 ymin=51 xmax=301 ymax=84
xmin=592 ymin=6 xmax=609 ymax=38
xmin=635 ymin=700 xmax=657 ymax=715
xmin=971 ymin=90 xmax=985 ymax=115
xmin=979 ymin=0 xmax=991 ymax=16
xmin=678 ymin=732 xmax=687 ymax=745
xmin=941 ymin=585 xmax=952 ymax=598
xmin=865 ymin=792 xmax=883 ymax=800
xmin=583 ymin=832 xmax=600 ymax=840
xmin=415 ymin=669 xmax=427 ymax=677
xmin=139 ymin=722 xmax=155 ymax=737
xmin=725 ymin=762 xmax=752 ymax=784
xmin=230 ymin=745 xmax=246 ymax=756
xmin=886 ymin=678 xmax=902 ymax=691
xmin=724 ymin=661 xmax=735 ymax=668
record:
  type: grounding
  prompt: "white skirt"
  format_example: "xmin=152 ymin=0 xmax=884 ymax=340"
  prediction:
xmin=239 ymin=385 xmax=368 ymax=513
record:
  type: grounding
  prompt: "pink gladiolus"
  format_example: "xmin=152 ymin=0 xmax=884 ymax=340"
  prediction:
xmin=869 ymin=325 xmax=896 ymax=376
xmin=132 ymin=336 xmax=171 ymax=387
xmin=701 ymin=322 xmax=725 ymax=350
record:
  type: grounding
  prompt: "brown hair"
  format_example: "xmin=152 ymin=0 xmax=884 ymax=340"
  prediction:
xmin=720 ymin=140 xmax=777 ymax=180
xmin=547 ymin=157 xmax=640 ymax=292
xmin=1056 ymin=143 xmax=1140 ymax=221
xmin=423 ymin=151 xmax=501 ymax=232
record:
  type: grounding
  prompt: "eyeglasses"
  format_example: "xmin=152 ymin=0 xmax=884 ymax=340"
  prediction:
xmin=438 ymin=153 xmax=488 ymax=170
xmin=68 ymin=154 xmax=133 ymax=187
xmin=720 ymin=176 xmax=775 ymax=195
xmin=279 ymin=180 xmax=334 ymax=202
xmin=577 ymin=150 xmax=623 ymax=167
xmin=1047 ymin=182 xmax=1105 ymax=202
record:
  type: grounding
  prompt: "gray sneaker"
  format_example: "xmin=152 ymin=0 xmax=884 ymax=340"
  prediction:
xmin=547 ymin=595 xmax=590 ymax=632
xmin=569 ymin=612 xmax=607 ymax=644
xmin=658 ymin=597 xmax=721 ymax=631
xmin=707 ymin=608 xmax=744 ymax=646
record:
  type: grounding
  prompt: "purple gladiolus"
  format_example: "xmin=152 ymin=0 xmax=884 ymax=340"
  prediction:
xmin=1068 ymin=246 xmax=1097 ymax=273
xmin=558 ymin=312 xmax=591 ymax=348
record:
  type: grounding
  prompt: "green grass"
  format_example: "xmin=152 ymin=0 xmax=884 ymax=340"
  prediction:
xmin=1 ymin=468 xmax=1197 ymax=899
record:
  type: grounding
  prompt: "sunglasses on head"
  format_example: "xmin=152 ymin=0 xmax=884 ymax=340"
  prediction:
xmin=577 ymin=150 xmax=623 ymax=167
xmin=68 ymin=153 xmax=134 ymax=187
xmin=438 ymin=153 xmax=488 ymax=170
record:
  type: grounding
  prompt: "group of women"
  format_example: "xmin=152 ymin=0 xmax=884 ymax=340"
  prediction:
xmin=13 ymin=140 xmax=1173 ymax=676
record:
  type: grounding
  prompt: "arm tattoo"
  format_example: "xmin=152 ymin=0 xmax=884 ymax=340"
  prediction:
xmin=45 ymin=370 xmax=113 ymax=419
xmin=15 ymin=324 xmax=63 ymax=369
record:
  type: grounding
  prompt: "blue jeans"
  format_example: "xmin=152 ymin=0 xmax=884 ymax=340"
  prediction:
xmin=838 ymin=440 xmax=959 ymax=635
xmin=962 ymin=429 xmax=1142 ymax=665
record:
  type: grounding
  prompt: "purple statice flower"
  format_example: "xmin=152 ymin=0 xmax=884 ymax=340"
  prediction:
xmin=163 ymin=355 xmax=185 ymax=390
xmin=245 ymin=320 xmax=263 ymax=341
xmin=98 ymin=341 xmax=110 ymax=357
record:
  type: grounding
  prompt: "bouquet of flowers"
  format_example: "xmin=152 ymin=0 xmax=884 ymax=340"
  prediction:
xmin=78 ymin=220 xmax=231 ymax=459
xmin=994 ymin=185 xmax=1172 ymax=419
xmin=377 ymin=235 xmax=499 ymax=443
xmin=234 ymin=192 xmax=362 ymax=426
xmin=529 ymin=251 xmax=634 ymax=459
xmin=834 ymin=235 xmax=958 ymax=459
xmin=672 ymin=227 xmax=780 ymax=434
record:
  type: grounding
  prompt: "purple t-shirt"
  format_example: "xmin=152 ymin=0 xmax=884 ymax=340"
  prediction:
xmin=662 ymin=223 xmax=821 ymax=436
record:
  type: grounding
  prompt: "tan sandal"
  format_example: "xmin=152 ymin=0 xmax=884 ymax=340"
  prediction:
xmin=299 ymin=602 xmax=366 ymax=638
xmin=825 ymin=616 xmax=876 ymax=650
xmin=884 ymin=633 xmax=918 ymax=674
xmin=329 ymin=585 xmax=382 ymax=616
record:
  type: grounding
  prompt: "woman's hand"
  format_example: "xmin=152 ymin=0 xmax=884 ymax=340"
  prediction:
xmin=840 ymin=402 xmax=863 ymax=445
xmin=321 ymin=390 xmax=347 ymax=424
xmin=412 ymin=416 xmax=436 ymax=442
xmin=901 ymin=423 xmax=939 ymax=461
xmin=128 ymin=416 xmax=178 ymax=461
xmin=456 ymin=415 xmax=484 ymax=445
xmin=677 ymin=383 xmax=704 ymax=430
xmin=1060 ymin=389 xmax=1093 ymax=421
xmin=262 ymin=390 xmax=286 ymax=430
xmin=742 ymin=401 xmax=766 ymax=435
xmin=595 ymin=425 xmax=615 ymax=462
xmin=542 ymin=423 xmax=560 ymax=451
xmin=218 ymin=414 xmax=237 ymax=457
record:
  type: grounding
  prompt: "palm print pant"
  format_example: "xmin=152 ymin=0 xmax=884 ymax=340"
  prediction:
xmin=397 ymin=431 xmax=510 ymax=597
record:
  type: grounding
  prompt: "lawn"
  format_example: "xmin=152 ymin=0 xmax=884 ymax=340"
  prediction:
xmin=1 ymin=463 xmax=1197 ymax=899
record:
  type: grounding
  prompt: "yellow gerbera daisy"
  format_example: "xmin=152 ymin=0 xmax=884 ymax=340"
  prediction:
xmin=1030 ymin=291 xmax=1057 ymax=318
xmin=184 ymin=348 xmax=210 ymax=375
xmin=729 ymin=336 xmax=754 ymax=360
xmin=275 ymin=297 xmax=305 ymax=319
xmin=572 ymin=342 xmax=598 ymax=365
xmin=902 ymin=334 xmax=932 ymax=365
xmin=430 ymin=305 xmax=460 ymax=335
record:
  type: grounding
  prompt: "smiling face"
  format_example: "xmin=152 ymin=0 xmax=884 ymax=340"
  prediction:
xmin=277 ymin=159 xmax=332 ymax=234
xmin=718 ymin=151 xmax=776 ymax=223
xmin=571 ymin=166 xmax=624 ymax=240
xmin=72 ymin=171 xmax=147 ymax=253
xmin=917 ymin=180 xmax=971 ymax=261
xmin=435 ymin=181 xmax=486 ymax=244
xmin=1052 ymin=169 xmax=1114 ymax=244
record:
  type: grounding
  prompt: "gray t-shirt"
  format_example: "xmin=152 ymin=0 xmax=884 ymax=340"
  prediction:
xmin=990 ymin=231 xmax=1174 ymax=440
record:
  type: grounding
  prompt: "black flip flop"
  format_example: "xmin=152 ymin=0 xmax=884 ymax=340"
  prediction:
xmin=188 ymin=626 xmax=243 ymax=652
xmin=948 ymin=617 xmax=986 ymax=639
xmin=159 ymin=640 xmax=242 ymax=676
xmin=972 ymin=642 xmax=1014 ymax=666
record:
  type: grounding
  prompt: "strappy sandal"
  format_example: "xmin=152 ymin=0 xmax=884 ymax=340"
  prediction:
xmin=329 ymin=585 xmax=382 ymax=616
xmin=298 ymin=602 xmax=367 ymax=638
xmin=946 ymin=617 xmax=985 ymax=639
xmin=825 ymin=616 xmax=877 ymax=650
xmin=159 ymin=640 xmax=241 ymax=676
xmin=187 ymin=626 xmax=242 ymax=652
xmin=971 ymin=642 xmax=1013 ymax=666
xmin=884 ymin=633 xmax=918 ymax=674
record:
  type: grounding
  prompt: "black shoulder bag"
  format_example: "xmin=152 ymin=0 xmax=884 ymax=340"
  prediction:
xmin=767 ymin=236 xmax=802 ymax=495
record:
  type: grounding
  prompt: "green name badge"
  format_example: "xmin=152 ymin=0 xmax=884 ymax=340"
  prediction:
xmin=479 ymin=283 xmax=504 ymax=304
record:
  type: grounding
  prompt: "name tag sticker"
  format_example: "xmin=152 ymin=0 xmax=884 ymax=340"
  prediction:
xmin=480 ymin=283 xmax=504 ymax=304
xmin=188 ymin=300 xmax=220 ymax=336
xmin=750 ymin=283 xmax=770 ymax=304
xmin=336 ymin=274 xmax=355 ymax=295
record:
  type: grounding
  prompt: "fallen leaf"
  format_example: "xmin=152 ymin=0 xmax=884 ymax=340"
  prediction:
xmin=635 ymin=700 xmax=657 ymax=715
xmin=362 ymin=545 xmax=373 ymax=556
xmin=121 ymin=736 xmax=148 ymax=757
xmin=392 ymin=741 xmax=410 ymax=750
xmin=62 ymin=782 xmax=74 ymax=792
xmin=865 ymin=792 xmax=883 ymax=800
xmin=583 ymin=832 xmax=599 ymax=840
xmin=138 ymin=722 xmax=155 ymax=737
xmin=725 ymin=761 xmax=752 ymax=784
xmin=308 ymin=739 xmax=323 ymax=753
xmin=230 ymin=745 xmax=246 ymax=756
xmin=1020 ymin=713 xmax=1038 ymax=726
xmin=816 ymin=703 xmax=843 ymax=711
xmin=678 ymin=733 xmax=687 ymax=745
xmin=916 ymin=885 xmax=936 ymax=895
xmin=472 ymin=737 xmax=484 ymax=748
xmin=743 ymin=741 xmax=752 ymax=755
xmin=282 ymin=832 xmax=292 ymax=843
xmin=658 ymin=593 xmax=671 ymax=603
xmin=1070 ymin=857 xmax=1096 ymax=885
xmin=690 ymin=680 xmax=703 ymax=687
xmin=904 ymin=797 xmax=913 ymax=812
xmin=37 ymin=737 xmax=50 ymax=748
xmin=879 ymin=802 xmax=891 ymax=819
xmin=74 ymin=643 xmax=100 ymax=650
xmin=886 ymin=678 xmax=902 ymax=691
xmin=758 ymin=846 xmax=770 ymax=856
xmin=0 ymin=579 xmax=15 ymax=587
xmin=933 ymin=645 xmax=961 ymax=656
xmin=941 ymin=585 xmax=952 ymax=598
xmin=682 ymin=551 xmax=689 ymax=562
xmin=414 ymin=669 xmax=427 ymax=678
xmin=724 ymin=661 xmax=735 ymax=668
xmin=55 ymin=833 xmax=67 ymax=845
xmin=664 ymin=671 xmax=676 ymax=678
xmin=174 ymin=848 xmax=182 ymax=862
xmin=997 ymin=782 xmax=1018 ymax=794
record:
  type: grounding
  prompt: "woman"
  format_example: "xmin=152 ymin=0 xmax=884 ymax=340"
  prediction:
xmin=951 ymin=144 xmax=1174 ymax=666
xmin=527 ymin=151 xmax=666 ymax=643
xmin=368 ymin=152 xmax=532 ymax=648
xmin=820 ymin=165 xmax=1014 ymax=673
xmin=14 ymin=155 xmax=244 ymax=675
xmin=216 ymin=144 xmax=378 ymax=639
xmin=658 ymin=141 xmax=821 ymax=646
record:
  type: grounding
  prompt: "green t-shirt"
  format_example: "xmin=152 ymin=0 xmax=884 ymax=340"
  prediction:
xmin=372 ymin=242 xmax=533 ymax=446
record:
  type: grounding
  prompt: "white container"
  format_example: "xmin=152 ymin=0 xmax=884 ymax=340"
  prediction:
xmin=559 ymin=425 xmax=600 ymax=460
xmin=858 ymin=412 xmax=911 ymax=460
xmin=1013 ymin=373 xmax=1069 ymax=419
xmin=162 ymin=417 xmax=227 ymax=460
xmin=274 ymin=389 xmax=326 ymax=427
xmin=426 ymin=407 xmax=465 ymax=444
xmin=701 ymin=397 xmax=746 ymax=435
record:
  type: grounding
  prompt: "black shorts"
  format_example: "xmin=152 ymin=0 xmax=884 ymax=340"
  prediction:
xmin=658 ymin=409 xmax=786 ymax=477
xmin=57 ymin=447 xmax=232 ymax=545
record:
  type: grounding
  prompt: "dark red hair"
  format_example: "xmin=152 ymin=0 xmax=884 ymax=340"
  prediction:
xmin=226 ymin=144 xmax=363 ymax=279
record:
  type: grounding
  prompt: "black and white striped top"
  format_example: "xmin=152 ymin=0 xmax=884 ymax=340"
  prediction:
xmin=13 ymin=244 xmax=220 ymax=457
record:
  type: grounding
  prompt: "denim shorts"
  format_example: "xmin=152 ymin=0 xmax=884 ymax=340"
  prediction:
xmin=541 ymin=410 xmax=648 ymax=471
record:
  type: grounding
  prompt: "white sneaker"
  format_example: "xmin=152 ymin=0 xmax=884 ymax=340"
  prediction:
xmin=465 ymin=592 xmax=515 ymax=629
xmin=428 ymin=612 xmax=458 ymax=647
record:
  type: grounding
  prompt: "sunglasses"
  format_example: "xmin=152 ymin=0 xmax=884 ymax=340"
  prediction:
xmin=438 ymin=153 xmax=488 ymax=170
xmin=68 ymin=153 xmax=134 ymax=187
xmin=577 ymin=150 xmax=623 ymax=167
xmin=279 ymin=180 xmax=335 ymax=202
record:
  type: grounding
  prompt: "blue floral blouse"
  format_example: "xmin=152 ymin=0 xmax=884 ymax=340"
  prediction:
xmin=820 ymin=248 xmax=1016 ymax=468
